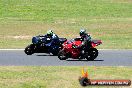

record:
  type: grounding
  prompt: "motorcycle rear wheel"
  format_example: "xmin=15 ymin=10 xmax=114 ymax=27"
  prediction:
xmin=58 ymin=50 xmax=68 ymax=60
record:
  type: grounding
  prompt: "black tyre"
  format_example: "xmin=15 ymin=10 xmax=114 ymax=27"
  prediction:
xmin=79 ymin=77 xmax=89 ymax=86
xmin=24 ymin=44 xmax=35 ymax=55
xmin=86 ymin=48 xmax=98 ymax=61
xmin=58 ymin=50 xmax=68 ymax=60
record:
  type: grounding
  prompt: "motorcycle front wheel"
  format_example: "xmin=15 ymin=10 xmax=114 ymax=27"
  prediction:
xmin=86 ymin=48 xmax=98 ymax=61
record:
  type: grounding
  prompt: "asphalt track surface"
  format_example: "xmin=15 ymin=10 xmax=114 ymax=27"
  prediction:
xmin=0 ymin=50 xmax=132 ymax=66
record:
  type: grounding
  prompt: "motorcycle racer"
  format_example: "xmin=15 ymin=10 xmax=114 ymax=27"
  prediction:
xmin=72 ymin=28 xmax=92 ymax=58
xmin=25 ymin=29 xmax=67 ymax=55
xmin=44 ymin=30 xmax=59 ymax=46
xmin=45 ymin=30 xmax=59 ymax=39
xmin=79 ymin=28 xmax=92 ymax=49
xmin=44 ymin=30 xmax=59 ymax=43
xmin=73 ymin=29 xmax=92 ymax=49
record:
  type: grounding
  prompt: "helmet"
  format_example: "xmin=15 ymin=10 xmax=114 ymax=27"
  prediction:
xmin=47 ymin=30 xmax=53 ymax=37
xmin=80 ymin=29 xmax=86 ymax=36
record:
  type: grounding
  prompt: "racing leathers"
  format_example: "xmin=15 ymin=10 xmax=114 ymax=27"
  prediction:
xmin=73 ymin=33 xmax=92 ymax=58
xmin=44 ymin=33 xmax=59 ymax=46
xmin=80 ymin=33 xmax=92 ymax=50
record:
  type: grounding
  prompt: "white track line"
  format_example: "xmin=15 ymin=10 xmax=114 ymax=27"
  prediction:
xmin=99 ymin=49 xmax=132 ymax=50
xmin=0 ymin=49 xmax=24 ymax=50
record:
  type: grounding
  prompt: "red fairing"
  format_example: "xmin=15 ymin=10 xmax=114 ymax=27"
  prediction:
xmin=63 ymin=39 xmax=82 ymax=58
xmin=62 ymin=38 xmax=102 ymax=59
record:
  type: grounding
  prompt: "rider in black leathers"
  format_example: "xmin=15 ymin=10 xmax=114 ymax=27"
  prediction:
xmin=73 ymin=29 xmax=92 ymax=58
xmin=79 ymin=29 xmax=92 ymax=50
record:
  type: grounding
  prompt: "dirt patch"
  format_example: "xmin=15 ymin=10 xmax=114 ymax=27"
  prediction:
xmin=7 ymin=36 xmax=32 ymax=39
xmin=13 ymin=36 xmax=31 ymax=39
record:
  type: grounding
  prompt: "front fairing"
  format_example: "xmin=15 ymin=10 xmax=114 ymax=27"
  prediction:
xmin=62 ymin=38 xmax=82 ymax=58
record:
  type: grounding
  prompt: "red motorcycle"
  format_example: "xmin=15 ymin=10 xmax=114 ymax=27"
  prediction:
xmin=58 ymin=38 xmax=102 ymax=61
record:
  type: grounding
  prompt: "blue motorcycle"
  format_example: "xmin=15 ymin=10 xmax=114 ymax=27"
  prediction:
xmin=24 ymin=35 xmax=67 ymax=55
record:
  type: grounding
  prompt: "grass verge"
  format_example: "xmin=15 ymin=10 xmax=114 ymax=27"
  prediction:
xmin=0 ymin=66 xmax=131 ymax=88
xmin=0 ymin=18 xmax=132 ymax=49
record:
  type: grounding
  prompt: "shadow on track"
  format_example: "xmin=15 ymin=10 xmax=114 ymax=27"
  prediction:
xmin=36 ymin=54 xmax=54 ymax=56
xmin=66 ymin=59 xmax=104 ymax=62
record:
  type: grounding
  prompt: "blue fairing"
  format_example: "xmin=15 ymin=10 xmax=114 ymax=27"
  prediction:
xmin=45 ymin=39 xmax=59 ymax=47
xmin=32 ymin=36 xmax=40 ymax=44
xmin=45 ymin=42 xmax=51 ymax=47
xmin=45 ymin=39 xmax=60 ymax=52
xmin=31 ymin=35 xmax=66 ymax=54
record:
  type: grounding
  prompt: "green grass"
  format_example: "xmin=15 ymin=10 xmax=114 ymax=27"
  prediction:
xmin=0 ymin=19 xmax=132 ymax=49
xmin=0 ymin=0 xmax=132 ymax=49
xmin=0 ymin=2 xmax=131 ymax=88
xmin=0 ymin=66 xmax=131 ymax=88
xmin=1 ymin=0 xmax=132 ymax=21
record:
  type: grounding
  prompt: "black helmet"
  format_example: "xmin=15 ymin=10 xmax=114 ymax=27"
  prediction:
xmin=80 ymin=29 xmax=86 ymax=36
